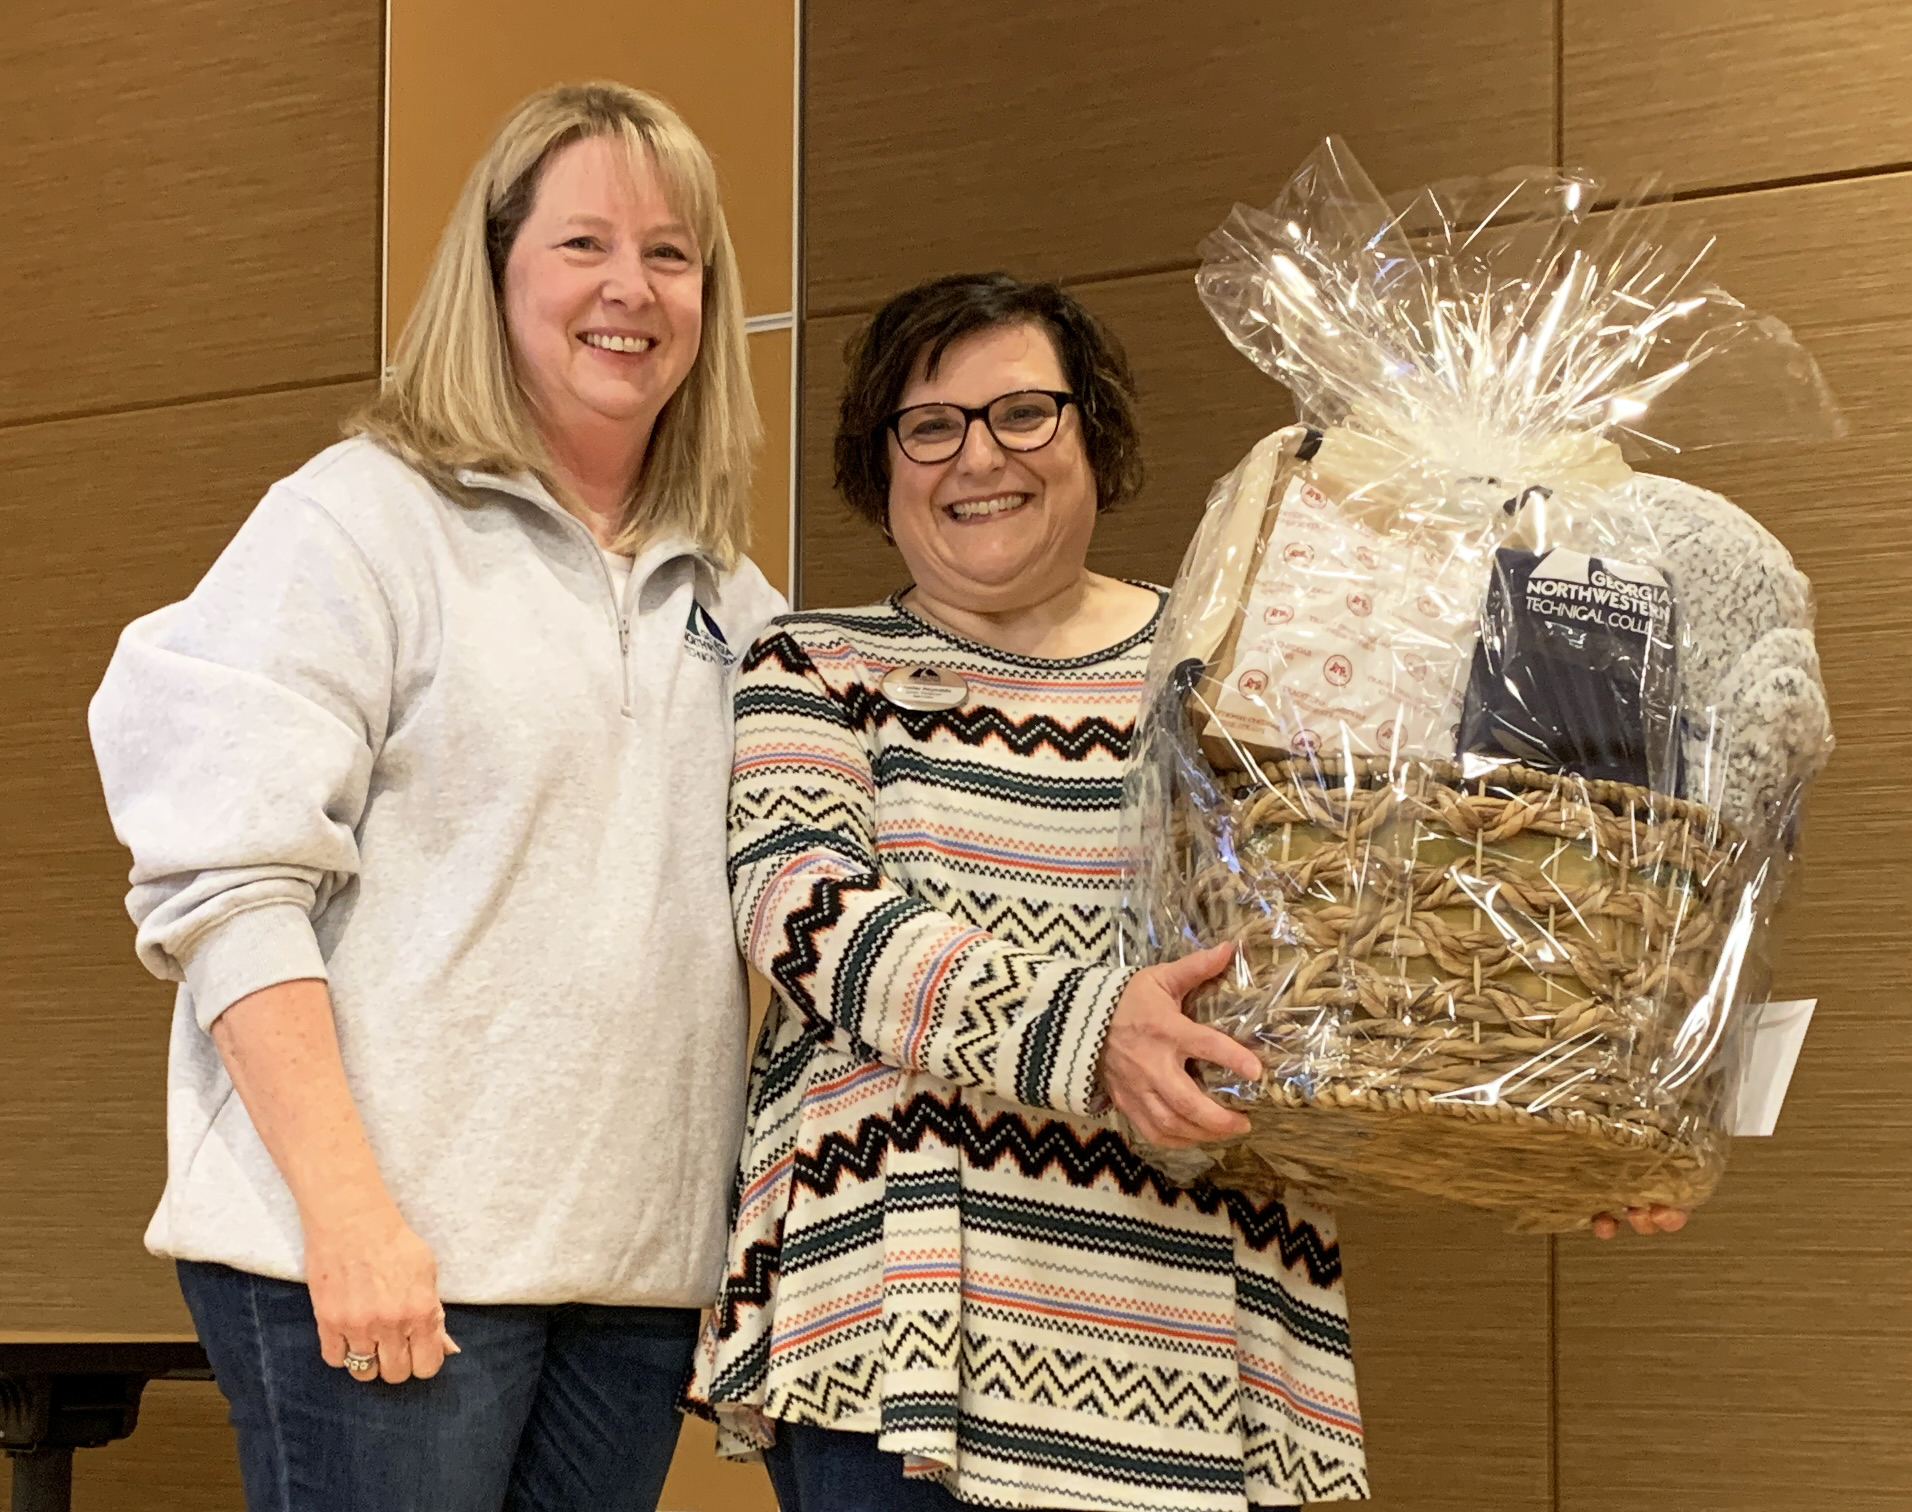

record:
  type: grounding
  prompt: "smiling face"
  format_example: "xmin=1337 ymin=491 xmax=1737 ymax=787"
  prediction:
xmin=501 ymin=134 xmax=703 ymax=455
xmin=886 ymin=322 xmax=1098 ymax=614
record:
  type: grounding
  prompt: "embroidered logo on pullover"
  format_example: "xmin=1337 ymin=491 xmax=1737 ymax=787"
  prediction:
xmin=685 ymin=600 xmax=734 ymax=665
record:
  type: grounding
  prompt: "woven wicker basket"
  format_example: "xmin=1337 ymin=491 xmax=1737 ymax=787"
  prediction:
xmin=1166 ymin=750 xmax=1749 ymax=1232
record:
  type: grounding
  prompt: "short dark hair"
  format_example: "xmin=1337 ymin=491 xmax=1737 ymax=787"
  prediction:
xmin=832 ymin=273 xmax=1144 ymax=530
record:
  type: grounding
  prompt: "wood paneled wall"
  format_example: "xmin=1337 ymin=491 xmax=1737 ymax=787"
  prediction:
xmin=798 ymin=4 xmax=1912 ymax=1508
xmin=803 ymin=0 xmax=1552 ymax=319
xmin=0 ymin=1 xmax=383 ymax=1506
xmin=0 ymin=1 xmax=380 ymax=426
xmin=1549 ymin=176 xmax=1912 ymax=1512
xmin=0 ymin=0 xmax=382 ymax=1327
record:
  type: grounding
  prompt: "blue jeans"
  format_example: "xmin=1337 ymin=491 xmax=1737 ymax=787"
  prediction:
xmin=763 ymin=1422 xmax=969 ymax=1511
xmin=178 ymin=1260 xmax=698 ymax=1512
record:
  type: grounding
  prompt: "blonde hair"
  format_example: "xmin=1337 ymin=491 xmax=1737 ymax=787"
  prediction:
xmin=352 ymin=81 xmax=759 ymax=566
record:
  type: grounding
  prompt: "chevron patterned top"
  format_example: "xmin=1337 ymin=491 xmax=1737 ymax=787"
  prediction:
xmin=688 ymin=598 xmax=1367 ymax=1509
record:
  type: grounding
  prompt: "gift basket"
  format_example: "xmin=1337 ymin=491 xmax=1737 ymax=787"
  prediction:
xmin=1124 ymin=140 xmax=1841 ymax=1232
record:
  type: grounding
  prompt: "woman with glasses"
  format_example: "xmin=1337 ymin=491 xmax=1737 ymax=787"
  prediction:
xmin=690 ymin=273 xmax=1368 ymax=1510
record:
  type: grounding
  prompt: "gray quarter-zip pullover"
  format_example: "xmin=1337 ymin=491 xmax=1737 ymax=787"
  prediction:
xmin=89 ymin=436 xmax=785 ymax=1306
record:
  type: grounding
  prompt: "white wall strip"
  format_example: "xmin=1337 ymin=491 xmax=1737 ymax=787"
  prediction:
xmin=745 ymin=310 xmax=795 ymax=334
xmin=379 ymin=0 xmax=392 ymax=363
xmin=788 ymin=0 xmax=805 ymax=603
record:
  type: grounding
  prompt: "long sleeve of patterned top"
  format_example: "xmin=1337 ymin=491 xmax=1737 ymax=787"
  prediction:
xmin=727 ymin=623 xmax=1137 ymax=1118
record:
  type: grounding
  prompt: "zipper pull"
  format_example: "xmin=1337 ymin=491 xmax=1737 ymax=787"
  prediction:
xmin=617 ymin=616 xmax=630 ymax=656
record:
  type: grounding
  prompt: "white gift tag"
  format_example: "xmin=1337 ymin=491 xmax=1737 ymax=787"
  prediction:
xmin=1732 ymin=998 xmax=1816 ymax=1137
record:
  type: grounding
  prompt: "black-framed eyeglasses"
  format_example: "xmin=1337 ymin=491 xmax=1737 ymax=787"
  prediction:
xmin=884 ymin=389 xmax=1076 ymax=464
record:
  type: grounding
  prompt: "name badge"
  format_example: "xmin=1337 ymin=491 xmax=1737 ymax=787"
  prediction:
xmin=880 ymin=663 xmax=969 ymax=711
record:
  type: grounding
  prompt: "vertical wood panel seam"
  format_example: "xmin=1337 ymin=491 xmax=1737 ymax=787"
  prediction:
xmin=1549 ymin=1235 xmax=1561 ymax=1512
xmin=378 ymin=0 xmax=392 ymax=366
xmin=791 ymin=0 xmax=807 ymax=606
xmin=1553 ymin=0 xmax=1565 ymax=170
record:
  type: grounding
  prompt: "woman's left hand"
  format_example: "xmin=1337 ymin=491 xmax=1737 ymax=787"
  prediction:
xmin=1100 ymin=943 xmax=1262 ymax=1149
xmin=1590 ymin=1205 xmax=1689 ymax=1240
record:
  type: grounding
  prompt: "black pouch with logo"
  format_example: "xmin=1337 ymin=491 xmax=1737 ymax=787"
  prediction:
xmin=1458 ymin=546 xmax=1681 ymax=792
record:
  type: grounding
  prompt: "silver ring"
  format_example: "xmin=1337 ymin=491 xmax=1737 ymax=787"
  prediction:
xmin=343 ymin=1348 xmax=378 ymax=1374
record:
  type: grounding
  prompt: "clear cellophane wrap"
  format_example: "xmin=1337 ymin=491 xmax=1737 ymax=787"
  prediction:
xmin=1123 ymin=140 xmax=1843 ymax=1232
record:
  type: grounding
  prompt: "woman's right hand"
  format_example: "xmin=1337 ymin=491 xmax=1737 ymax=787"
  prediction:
xmin=208 ymin=980 xmax=460 ymax=1387
xmin=1100 ymin=943 xmax=1262 ymax=1149
xmin=304 ymin=1200 xmax=458 ymax=1385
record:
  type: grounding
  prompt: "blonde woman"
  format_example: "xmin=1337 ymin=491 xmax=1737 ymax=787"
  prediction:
xmin=89 ymin=82 xmax=783 ymax=1511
